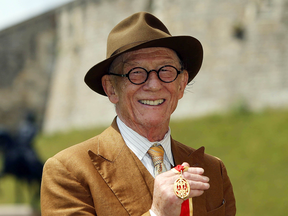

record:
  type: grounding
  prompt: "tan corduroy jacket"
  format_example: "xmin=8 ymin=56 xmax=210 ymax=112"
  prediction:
xmin=41 ymin=119 xmax=236 ymax=216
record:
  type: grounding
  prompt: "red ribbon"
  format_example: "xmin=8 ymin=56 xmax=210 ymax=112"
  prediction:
xmin=181 ymin=199 xmax=193 ymax=216
xmin=175 ymin=165 xmax=192 ymax=215
xmin=180 ymin=199 xmax=190 ymax=216
xmin=174 ymin=165 xmax=185 ymax=172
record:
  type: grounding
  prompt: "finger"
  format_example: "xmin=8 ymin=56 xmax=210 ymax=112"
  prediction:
xmin=184 ymin=174 xmax=209 ymax=184
xmin=190 ymin=189 xmax=205 ymax=197
xmin=188 ymin=180 xmax=210 ymax=190
xmin=181 ymin=162 xmax=190 ymax=167
xmin=186 ymin=167 xmax=205 ymax=175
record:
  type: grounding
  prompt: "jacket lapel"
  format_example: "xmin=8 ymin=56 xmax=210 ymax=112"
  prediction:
xmin=171 ymin=141 xmax=207 ymax=216
xmin=88 ymin=120 xmax=154 ymax=215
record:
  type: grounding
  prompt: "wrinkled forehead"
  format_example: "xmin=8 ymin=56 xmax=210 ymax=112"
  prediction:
xmin=110 ymin=47 xmax=181 ymax=72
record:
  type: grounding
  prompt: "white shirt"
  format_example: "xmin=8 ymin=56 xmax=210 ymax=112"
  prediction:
xmin=116 ymin=117 xmax=175 ymax=177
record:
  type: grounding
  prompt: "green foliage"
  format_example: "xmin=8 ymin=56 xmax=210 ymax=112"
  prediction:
xmin=1 ymin=109 xmax=287 ymax=215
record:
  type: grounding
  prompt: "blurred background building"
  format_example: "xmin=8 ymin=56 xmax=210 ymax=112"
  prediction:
xmin=0 ymin=0 xmax=288 ymax=134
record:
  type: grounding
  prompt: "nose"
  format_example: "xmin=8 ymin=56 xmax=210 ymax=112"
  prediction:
xmin=143 ymin=70 xmax=162 ymax=91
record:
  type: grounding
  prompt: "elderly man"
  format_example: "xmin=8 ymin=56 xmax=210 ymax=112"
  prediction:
xmin=41 ymin=12 xmax=236 ymax=216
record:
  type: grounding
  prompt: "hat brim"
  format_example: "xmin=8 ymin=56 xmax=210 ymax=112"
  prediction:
xmin=84 ymin=36 xmax=203 ymax=96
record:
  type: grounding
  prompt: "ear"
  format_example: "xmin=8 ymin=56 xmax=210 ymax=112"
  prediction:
xmin=178 ymin=70 xmax=189 ymax=100
xmin=102 ymin=75 xmax=119 ymax=104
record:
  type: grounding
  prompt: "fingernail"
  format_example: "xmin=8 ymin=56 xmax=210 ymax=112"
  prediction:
xmin=204 ymin=176 xmax=209 ymax=182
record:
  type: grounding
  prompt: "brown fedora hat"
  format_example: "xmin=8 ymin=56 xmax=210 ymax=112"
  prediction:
xmin=84 ymin=12 xmax=203 ymax=96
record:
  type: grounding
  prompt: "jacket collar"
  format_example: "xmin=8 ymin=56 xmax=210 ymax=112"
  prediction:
xmin=172 ymin=140 xmax=205 ymax=167
xmin=88 ymin=119 xmax=206 ymax=215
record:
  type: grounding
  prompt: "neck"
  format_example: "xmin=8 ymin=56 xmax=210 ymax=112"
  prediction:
xmin=118 ymin=117 xmax=170 ymax=142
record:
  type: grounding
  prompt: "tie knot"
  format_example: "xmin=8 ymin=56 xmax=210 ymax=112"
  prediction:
xmin=147 ymin=143 xmax=165 ymax=166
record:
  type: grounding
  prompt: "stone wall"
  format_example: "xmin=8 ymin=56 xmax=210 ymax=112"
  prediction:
xmin=0 ymin=10 xmax=57 ymax=131
xmin=1 ymin=0 xmax=288 ymax=133
xmin=156 ymin=0 xmax=288 ymax=119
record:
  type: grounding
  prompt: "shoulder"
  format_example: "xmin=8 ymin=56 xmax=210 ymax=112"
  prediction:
xmin=42 ymin=135 xmax=99 ymax=179
xmin=53 ymin=135 xmax=98 ymax=162
xmin=45 ymin=124 xmax=117 ymax=168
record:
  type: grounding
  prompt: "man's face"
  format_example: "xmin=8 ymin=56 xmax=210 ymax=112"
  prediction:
xmin=103 ymin=47 xmax=188 ymax=135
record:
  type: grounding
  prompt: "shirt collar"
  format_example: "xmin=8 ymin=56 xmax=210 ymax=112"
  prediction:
xmin=116 ymin=117 xmax=174 ymax=166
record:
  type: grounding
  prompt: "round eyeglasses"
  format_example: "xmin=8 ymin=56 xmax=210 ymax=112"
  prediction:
xmin=108 ymin=65 xmax=183 ymax=85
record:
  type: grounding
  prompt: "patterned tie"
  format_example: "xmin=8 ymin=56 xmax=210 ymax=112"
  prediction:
xmin=147 ymin=143 xmax=167 ymax=176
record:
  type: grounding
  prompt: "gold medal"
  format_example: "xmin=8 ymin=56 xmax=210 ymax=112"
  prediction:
xmin=173 ymin=169 xmax=190 ymax=199
xmin=174 ymin=171 xmax=190 ymax=199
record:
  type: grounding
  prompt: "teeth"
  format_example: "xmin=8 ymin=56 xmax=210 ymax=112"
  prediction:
xmin=140 ymin=99 xmax=164 ymax=106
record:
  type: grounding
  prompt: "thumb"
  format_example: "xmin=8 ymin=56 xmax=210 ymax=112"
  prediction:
xmin=181 ymin=162 xmax=190 ymax=167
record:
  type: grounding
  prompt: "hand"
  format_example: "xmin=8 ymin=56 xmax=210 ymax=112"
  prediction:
xmin=150 ymin=162 xmax=210 ymax=216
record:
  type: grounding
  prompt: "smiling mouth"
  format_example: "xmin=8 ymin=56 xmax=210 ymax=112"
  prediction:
xmin=139 ymin=99 xmax=165 ymax=106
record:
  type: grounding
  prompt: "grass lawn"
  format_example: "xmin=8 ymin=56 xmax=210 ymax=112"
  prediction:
xmin=0 ymin=108 xmax=287 ymax=215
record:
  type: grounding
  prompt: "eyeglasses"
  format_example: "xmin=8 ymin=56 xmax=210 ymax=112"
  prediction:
xmin=108 ymin=65 xmax=183 ymax=85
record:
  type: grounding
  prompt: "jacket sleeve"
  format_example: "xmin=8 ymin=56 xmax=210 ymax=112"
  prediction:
xmin=220 ymin=160 xmax=236 ymax=216
xmin=41 ymin=157 xmax=95 ymax=216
